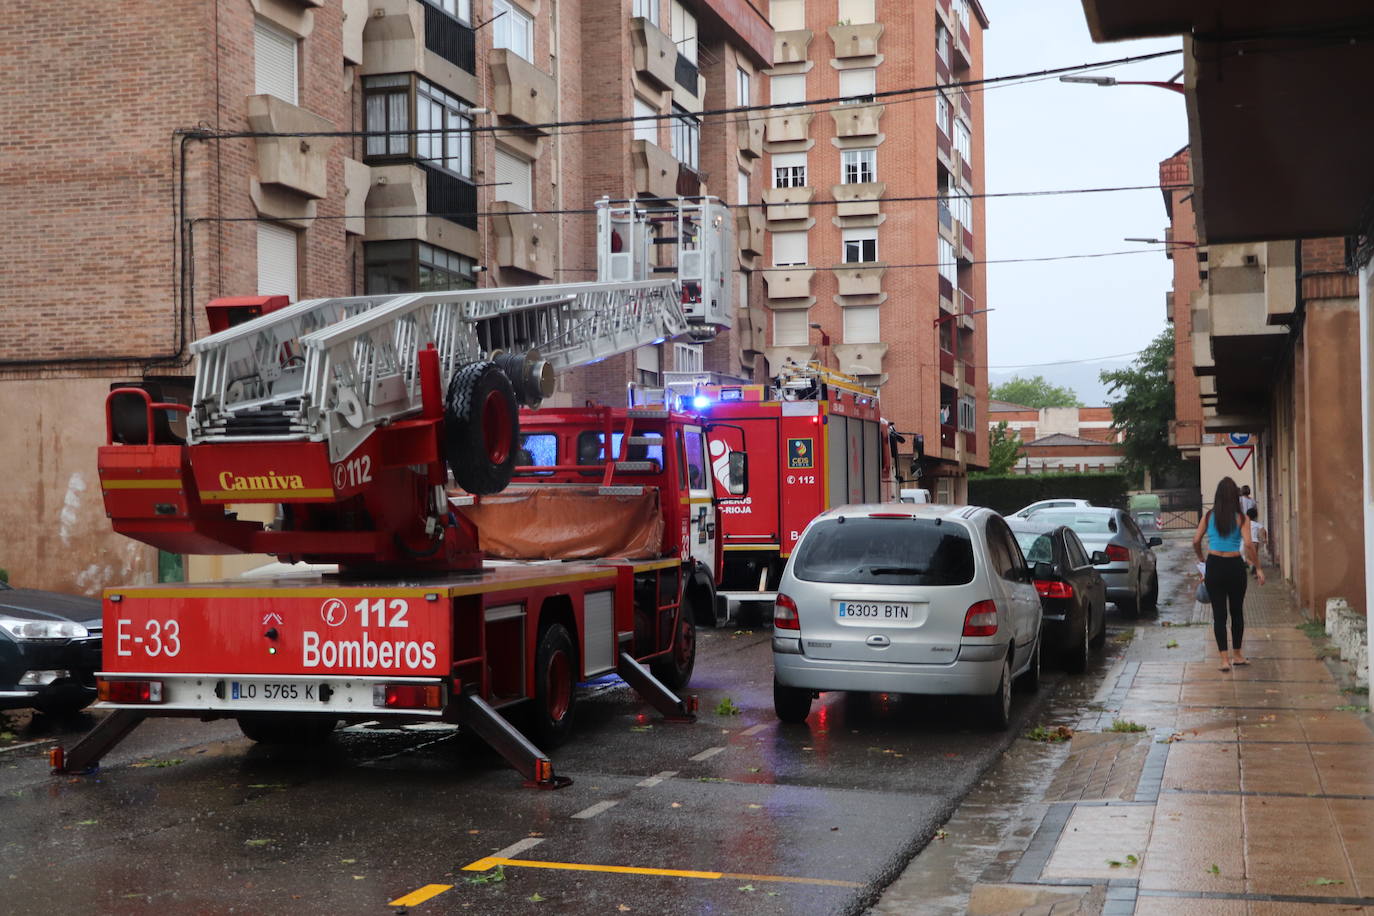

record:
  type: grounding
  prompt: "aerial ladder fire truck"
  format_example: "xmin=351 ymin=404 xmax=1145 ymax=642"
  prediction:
xmin=53 ymin=197 xmax=744 ymax=788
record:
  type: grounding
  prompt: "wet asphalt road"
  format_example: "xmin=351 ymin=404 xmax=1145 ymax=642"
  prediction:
xmin=0 ymin=547 xmax=1184 ymax=916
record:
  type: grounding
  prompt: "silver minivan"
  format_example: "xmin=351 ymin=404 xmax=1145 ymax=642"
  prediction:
xmin=772 ymin=504 xmax=1043 ymax=729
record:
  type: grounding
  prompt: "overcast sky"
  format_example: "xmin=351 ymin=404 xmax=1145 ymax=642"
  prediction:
xmin=982 ymin=2 xmax=1184 ymax=402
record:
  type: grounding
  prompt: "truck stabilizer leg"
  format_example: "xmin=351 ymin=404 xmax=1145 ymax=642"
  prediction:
xmin=617 ymin=652 xmax=697 ymax=722
xmin=456 ymin=693 xmax=571 ymax=790
xmin=50 ymin=709 xmax=149 ymax=775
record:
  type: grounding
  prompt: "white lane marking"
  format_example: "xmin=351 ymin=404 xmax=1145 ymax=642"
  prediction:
xmin=689 ymin=746 xmax=725 ymax=762
xmin=491 ymin=837 xmax=545 ymax=859
xmin=740 ymin=724 xmax=768 ymax=737
xmin=571 ymin=800 xmax=619 ymax=820
xmin=637 ymin=770 xmax=678 ymax=788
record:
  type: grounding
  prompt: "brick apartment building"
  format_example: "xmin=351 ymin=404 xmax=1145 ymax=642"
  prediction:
xmin=761 ymin=0 xmax=990 ymax=503
xmin=0 ymin=0 xmax=771 ymax=593
xmin=988 ymin=401 xmax=1125 ymax=474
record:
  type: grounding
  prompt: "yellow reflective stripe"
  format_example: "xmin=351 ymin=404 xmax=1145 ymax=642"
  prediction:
xmin=199 ymin=488 xmax=334 ymax=500
xmin=100 ymin=479 xmax=183 ymax=489
xmin=723 ymin=545 xmax=780 ymax=552
xmin=387 ymin=884 xmax=453 ymax=907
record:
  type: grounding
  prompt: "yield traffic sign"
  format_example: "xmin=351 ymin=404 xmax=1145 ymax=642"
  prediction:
xmin=1227 ymin=445 xmax=1253 ymax=470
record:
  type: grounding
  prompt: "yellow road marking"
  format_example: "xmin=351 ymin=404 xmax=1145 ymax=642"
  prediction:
xmin=100 ymin=479 xmax=184 ymax=489
xmin=387 ymin=884 xmax=453 ymax=907
xmin=462 ymin=856 xmax=860 ymax=888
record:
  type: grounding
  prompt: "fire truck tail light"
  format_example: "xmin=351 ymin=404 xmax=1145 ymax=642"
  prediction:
xmin=374 ymin=683 xmax=444 ymax=710
xmin=962 ymin=600 xmax=999 ymax=637
xmin=774 ymin=594 xmax=800 ymax=630
xmin=99 ymin=678 xmax=164 ymax=704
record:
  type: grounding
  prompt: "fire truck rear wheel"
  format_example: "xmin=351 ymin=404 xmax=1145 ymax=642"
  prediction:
xmin=531 ymin=623 xmax=578 ymax=748
xmin=445 ymin=361 xmax=519 ymax=495
xmin=651 ymin=597 xmax=698 ymax=691
xmin=236 ymin=714 xmax=338 ymax=745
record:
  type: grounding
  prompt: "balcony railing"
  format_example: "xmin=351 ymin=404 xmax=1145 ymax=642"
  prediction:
xmin=964 ymin=431 xmax=977 ymax=455
xmin=938 ymin=199 xmax=952 ymax=229
xmin=421 ymin=163 xmax=477 ymax=229
xmin=421 ymin=1 xmax=476 ymax=74
xmin=939 ymin=349 xmax=955 ymax=376
xmin=675 ymin=53 xmax=698 ymax=94
xmin=940 ymin=424 xmax=957 ymax=449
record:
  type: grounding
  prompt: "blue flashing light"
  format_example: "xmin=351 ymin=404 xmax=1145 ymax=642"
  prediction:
xmin=692 ymin=395 xmax=712 ymax=411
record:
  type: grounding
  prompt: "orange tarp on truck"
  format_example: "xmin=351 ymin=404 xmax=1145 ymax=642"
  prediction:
xmin=454 ymin=486 xmax=665 ymax=560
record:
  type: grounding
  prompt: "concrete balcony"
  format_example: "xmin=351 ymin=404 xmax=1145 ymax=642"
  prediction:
xmin=342 ymin=157 xmax=370 ymax=235
xmin=363 ymin=162 xmax=479 ymax=256
xmin=630 ymin=17 xmax=678 ymax=92
xmin=737 ymin=115 xmax=763 ymax=160
xmin=362 ymin=0 xmax=478 ymax=103
xmin=773 ymin=29 xmax=813 ymax=65
xmin=834 ymin=264 xmax=885 ymax=297
xmin=489 ymin=48 xmax=556 ymax=132
xmin=763 ymin=186 xmax=813 ymax=222
xmin=828 ymin=22 xmax=884 ymax=59
xmin=830 ymin=103 xmax=883 ymax=139
xmin=631 ymin=139 xmax=679 ymax=199
xmin=735 ymin=206 xmax=765 ymax=258
xmin=833 ymin=181 xmax=884 ymax=217
xmin=490 ymin=201 xmax=555 ymax=280
xmin=834 ymin=342 xmax=888 ymax=378
xmin=765 ymin=107 xmax=813 ymax=144
xmin=763 ymin=268 xmax=814 ymax=301
xmin=246 ymin=94 xmax=335 ymax=201
xmin=1208 ymin=243 xmax=1294 ymax=338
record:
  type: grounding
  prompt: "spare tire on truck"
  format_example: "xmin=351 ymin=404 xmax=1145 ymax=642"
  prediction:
xmin=445 ymin=361 xmax=519 ymax=495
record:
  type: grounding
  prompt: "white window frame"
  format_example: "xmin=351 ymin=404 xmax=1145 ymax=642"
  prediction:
xmin=254 ymin=18 xmax=299 ymax=105
xmin=671 ymin=1 xmax=697 ymax=65
xmin=435 ymin=0 xmax=472 ymax=23
xmin=936 ymin=92 xmax=951 ymax=136
xmin=838 ymin=68 xmax=875 ymax=105
xmin=772 ymin=230 xmax=808 ymax=267
xmin=417 ymin=79 xmax=473 ymax=177
xmin=770 ymin=73 xmax=805 ymax=106
xmin=772 ymin=309 xmax=809 ymax=347
xmin=493 ymin=146 xmax=533 ymax=209
xmin=493 ymin=0 xmax=534 ymax=61
xmin=772 ymin=152 xmax=806 ymax=188
xmin=737 ymin=168 xmax=750 ymax=206
xmin=633 ymin=95 xmax=658 ymax=144
xmin=842 ymin=306 xmax=880 ymax=344
xmin=958 ymin=396 xmax=976 ymax=432
xmin=950 ymin=191 xmax=972 ymax=229
xmin=841 ymin=148 xmax=875 ymax=184
xmin=634 ymin=0 xmax=660 ymax=26
xmin=952 ymin=0 xmax=970 ymax=29
xmin=671 ymin=104 xmax=699 ymax=170
xmin=674 ymin=342 xmax=705 ymax=373
xmin=954 ymin=120 xmax=972 ymax=161
xmin=938 ymin=236 xmax=958 ymax=289
xmin=936 ymin=24 xmax=951 ymax=66
xmin=736 ymin=67 xmax=751 ymax=107
xmin=842 ymin=228 xmax=877 ymax=264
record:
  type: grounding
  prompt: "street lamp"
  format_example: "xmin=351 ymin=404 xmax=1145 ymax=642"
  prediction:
xmin=1058 ymin=74 xmax=1186 ymax=94
xmin=932 ymin=307 xmax=994 ymax=329
xmin=808 ymin=322 xmax=832 ymax=369
xmin=1125 ymin=236 xmax=1199 ymax=249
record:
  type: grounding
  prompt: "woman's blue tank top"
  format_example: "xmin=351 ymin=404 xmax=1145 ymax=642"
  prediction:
xmin=1207 ymin=511 xmax=1243 ymax=552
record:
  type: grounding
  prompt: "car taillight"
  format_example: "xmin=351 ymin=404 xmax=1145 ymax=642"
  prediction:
xmin=1105 ymin=544 xmax=1130 ymax=563
xmin=1034 ymin=580 xmax=1075 ymax=599
xmin=373 ymin=683 xmax=444 ymax=710
xmin=962 ymin=600 xmax=998 ymax=637
xmin=98 ymin=678 xmax=163 ymax=704
xmin=774 ymin=593 xmax=800 ymax=631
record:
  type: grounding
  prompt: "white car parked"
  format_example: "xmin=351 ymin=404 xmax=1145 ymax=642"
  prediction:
xmin=771 ymin=504 xmax=1044 ymax=729
xmin=1008 ymin=498 xmax=1093 ymax=520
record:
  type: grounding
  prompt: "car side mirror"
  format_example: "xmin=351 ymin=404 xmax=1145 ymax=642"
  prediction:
xmin=727 ymin=450 xmax=748 ymax=496
xmin=1032 ymin=561 xmax=1055 ymax=581
xmin=1147 ymin=536 xmax=1163 ymax=547
xmin=1090 ymin=550 xmax=1109 ymax=565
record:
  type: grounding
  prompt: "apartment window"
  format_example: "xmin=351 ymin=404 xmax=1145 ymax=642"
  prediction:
xmin=493 ymin=0 xmax=533 ymax=61
xmin=633 ymin=0 xmax=659 ymax=26
xmin=958 ymin=396 xmax=976 ymax=433
xmin=770 ymin=73 xmax=805 ymax=106
xmin=949 ymin=191 xmax=972 ymax=229
xmin=364 ymin=240 xmax=476 ymax=294
xmin=417 ymin=80 xmax=472 ymax=177
xmin=671 ymin=0 xmax=697 ymax=64
xmin=842 ymin=228 xmax=877 ymax=264
xmin=772 ymin=152 xmax=806 ymax=188
xmin=674 ymin=342 xmax=704 ymax=372
xmin=838 ymin=68 xmax=875 ymax=105
xmin=768 ymin=0 xmax=805 ymax=31
xmin=843 ymin=306 xmax=879 ymax=344
xmin=254 ymin=18 xmax=298 ymax=105
xmin=936 ymin=24 xmax=951 ymax=67
xmin=737 ymin=67 xmax=751 ymax=106
xmin=938 ymin=236 xmax=958 ymax=288
xmin=935 ymin=91 xmax=951 ymax=136
xmin=257 ymin=222 xmax=299 ymax=300
xmin=954 ymin=120 xmax=972 ymax=161
xmin=433 ymin=0 xmax=471 ymax=22
xmin=772 ymin=230 xmax=808 ymax=266
xmin=952 ymin=0 xmax=970 ymax=29
xmin=738 ymin=272 xmax=749 ymax=312
xmin=633 ymin=95 xmax=658 ymax=144
xmin=737 ymin=168 xmax=749 ymax=206
xmin=773 ymin=309 xmax=809 ymax=347
xmin=842 ymin=148 xmax=876 ymax=184
xmin=364 ymin=75 xmax=410 ymax=157
xmin=838 ymin=0 xmax=875 ymax=24
xmin=672 ymin=105 xmax=699 ymax=170
xmin=493 ymin=146 xmax=533 ymax=209
xmin=939 ymin=318 xmax=954 ymax=353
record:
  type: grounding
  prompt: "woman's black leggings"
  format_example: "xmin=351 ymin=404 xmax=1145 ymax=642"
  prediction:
xmin=1205 ymin=554 xmax=1247 ymax=652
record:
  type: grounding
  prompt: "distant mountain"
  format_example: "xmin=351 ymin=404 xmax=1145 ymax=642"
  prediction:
xmin=989 ymin=358 xmax=1133 ymax=407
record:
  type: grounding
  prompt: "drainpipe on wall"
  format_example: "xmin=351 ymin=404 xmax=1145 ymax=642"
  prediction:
xmin=1360 ymin=262 xmax=1374 ymax=690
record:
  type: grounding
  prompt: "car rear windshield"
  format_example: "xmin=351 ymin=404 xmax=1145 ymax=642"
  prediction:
xmin=791 ymin=518 xmax=975 ymax=586
xmin=1033 ymin=511 xmax=1116 ymax=535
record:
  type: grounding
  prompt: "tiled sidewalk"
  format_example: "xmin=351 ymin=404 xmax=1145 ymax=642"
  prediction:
xmin=1016 ymin=576 xmax=1374 ymax=915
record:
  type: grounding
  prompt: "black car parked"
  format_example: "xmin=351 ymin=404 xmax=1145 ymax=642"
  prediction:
xmin=1008 ymin=520 xmax=1107 ymax=673
xmin=0 ymin=581 xmax=102 ymax=715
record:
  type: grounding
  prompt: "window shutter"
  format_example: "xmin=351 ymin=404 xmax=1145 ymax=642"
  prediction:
xmin=254 ymin=19 xmax=298 ymax=105
xmin=768 ymin=0 xmax=804 ymax=31
xmin=838 ymin=0 xmax=875 ymax=24
xmin=772 ymin=309 xmax=809 ymax=347
xmin=771 ymin=152 xmax=805 ymax=171
xmin=737 ymin=168 xmax=749 ymax=206
xmin=636 ymin=344 xmax=661 ymax=372
xmin=843 ymin=306 xmax=880 ymax=344
xmin=838 ymin=68 xmax=875 ymax=100
xmin=633 ymin=96 xmax=657 ymax=144
xmin=257 ymin=222 xmax=299 ymax=300
xmin=770 ymin=74 xmax=805 ymax=106
xmin=493 ymin=148 xmax=532 ymax=209
xmin=772 ymin=230 xmax=808 ymax=266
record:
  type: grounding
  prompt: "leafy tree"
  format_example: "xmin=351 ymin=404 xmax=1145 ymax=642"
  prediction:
xmin=1099 ymin=328 xmax=1181 ymax=486
xmin=990 ymin=375 xmax=1083 ymax=408
xmin=979 ymin=420 xmax=1023 ymax=476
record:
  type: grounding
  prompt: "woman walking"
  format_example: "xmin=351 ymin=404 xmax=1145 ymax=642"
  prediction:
xmin=1193 ymin=477 xmax=1265 ymax=671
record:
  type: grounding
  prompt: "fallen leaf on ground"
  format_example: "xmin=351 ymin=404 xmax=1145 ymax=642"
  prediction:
xmin=1310 ymin=878 xmax=1344 ymax=886
xmin=670 ymin=802 xmax=682 ymax=808
xmin=528 ymin=892 xmax=546 ymax=901
xmin=935 ymin=829 xmax=949 ymax=840
xmin=244 ymin=838 xmax=272 ymax=847
xmin=468 ymin=829 xmax=480 ymax=835
xmin=618 ymin=905 xmax=631 ymax=912
xmin=738 ymin=884 xmax=756 ymax=892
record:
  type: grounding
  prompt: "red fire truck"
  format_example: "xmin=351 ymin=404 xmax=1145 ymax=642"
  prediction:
xmin=53 ymin=198 xmax=743 ymax=788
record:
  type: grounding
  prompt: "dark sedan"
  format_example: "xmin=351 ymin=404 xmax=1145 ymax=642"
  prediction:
xmin=1008 ymin=521 xmax=1107 ymax=673
xmin=0 ymin=581 xmax=102 ymax=715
